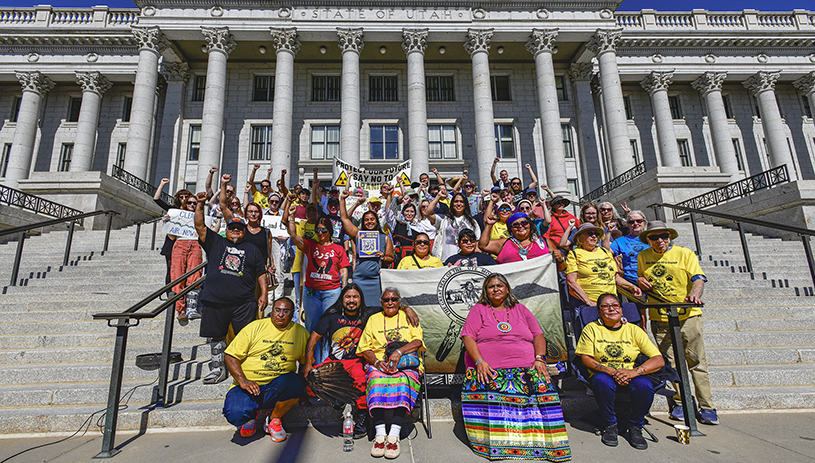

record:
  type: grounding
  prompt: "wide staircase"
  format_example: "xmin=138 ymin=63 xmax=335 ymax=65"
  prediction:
xmin=0 ymin=219 xmax=814 ymax=434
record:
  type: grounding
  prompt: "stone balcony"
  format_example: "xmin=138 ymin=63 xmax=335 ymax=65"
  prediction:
xmin=0 ymin=5 xmax=139 ymax=30
xmin=616 ymin=9 xmax=815 ymax=32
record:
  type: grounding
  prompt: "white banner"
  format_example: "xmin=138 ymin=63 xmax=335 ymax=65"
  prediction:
xmin=162 ymin=209 xmax=212 ymax=240
xmin=380 ymin=255 xmax=565 ymax=374
xmin=332 ymin=158 xmax=412 ymax=197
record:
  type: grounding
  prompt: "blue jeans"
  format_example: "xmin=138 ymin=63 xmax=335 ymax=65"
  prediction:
xmin=303 ymin=285 xmax=342 ymax=362
xmin=588 ymin=372 xmax=655 ymax=428
xmin=222 ymin=372 xmax=305 ymax=428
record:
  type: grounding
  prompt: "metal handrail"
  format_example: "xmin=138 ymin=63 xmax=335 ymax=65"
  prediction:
xmin=1 ymin=210 xmax=119 ymax=287
xmin=111 ymin=164 xmax=174 ymax=205
xmin=580 ymin=162 xmax=647 ymax=203
xmin=0 ymin=184 xmax=84 ymax=221
xmin=673 ymin=165 xmax=789 ymax=219
xmin=132 ymin=215 xmax=164 ymax=251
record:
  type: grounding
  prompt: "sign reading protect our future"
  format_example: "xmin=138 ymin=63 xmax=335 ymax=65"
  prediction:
xmin=332 ymin=158 xmax=412 ymax=194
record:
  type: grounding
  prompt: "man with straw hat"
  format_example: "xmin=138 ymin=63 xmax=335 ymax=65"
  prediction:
xmin=636 ymin=221 xmax=718 ymax=426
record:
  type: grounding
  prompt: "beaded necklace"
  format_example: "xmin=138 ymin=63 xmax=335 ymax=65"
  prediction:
xmin=490 ymin=305 xmax=512 ymax=333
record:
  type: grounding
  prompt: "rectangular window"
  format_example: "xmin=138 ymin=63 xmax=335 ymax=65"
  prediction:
xmin=115 ymin=143 xmax=126 ymax=169
xmin=252 ymin=76 xmax=274 ymax=102
xmin=630 ymin=139 xmax=641 ymax=165
xmin=188 ymin=125 xmax=201 ymax=161
xmin=669 ymin=95 xmax=683 ymax=119
xmin=491 ymin=76 xmax=511 ymax=101
xmin=677 ymin=139 xmax=691 ymax=166
xmin=623 ymin=95 xmax=633 ymax=120
xmin=59 ymin=144 xmax=73 ymax=172
xmin=494 ymin=124 xmax=515 ymax=158
xmin=310 ymin=125 xmax=340 ymax=160
xmin=723 ymin=95 xmax=734 ymax=119
xmin=250 ymin=126 xmax=273 ymax=161
xmin=10 ymin=96 xmax=22 ymax=123
xmin=370 ymin=125 xmax=399 ymax=159
xmin=426 ymin=76 xmax=455 ymax=102
xmin=731 ymin=138 xmax=743 ymax=171
xmin=556 ymin=75 xmax=568 ymax=101
xmin=428 ymin=125 xmax=457 ymax=159
xmin=67 ymin=97 xmax=82 ymax=123
xmin=369 ymin=76 xmax=398 ymax=102
xmin=753 ymin=96 xmax=762 ymax=119
xmin=567 ymin=179 xmax=578 ymax=197
xmin=804 ymin=96 xmax=812 ymax=119
xmin=312 ymin=76 xmax=341 ymax=102
xmin=562 ymin=124 xmax=574 ymax=158
xmin=1 ymin=143 xmax=11 ymax=177
xmin=192 ymin=75 xmax=206 ymax=102
xmin=122 ymin=96 xmax=132 ymax=122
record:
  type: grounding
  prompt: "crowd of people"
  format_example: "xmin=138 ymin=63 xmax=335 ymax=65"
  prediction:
xmin=151 ymin=160 xmax=717 ymax=460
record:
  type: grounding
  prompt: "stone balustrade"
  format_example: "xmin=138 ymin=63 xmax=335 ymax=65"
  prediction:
xmin=0 ymin=5 xmax=138 ymax=28
xmin=616 ymin=9 xmax=814 ymax=31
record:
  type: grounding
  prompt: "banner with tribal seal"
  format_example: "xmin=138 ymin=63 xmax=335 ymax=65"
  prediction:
xmin=380 ymin=255 xmax=565 ymax=374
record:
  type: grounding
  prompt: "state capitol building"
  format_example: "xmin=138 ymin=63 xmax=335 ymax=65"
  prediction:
xmin=1 ymin=1 xmax=814 ymax=223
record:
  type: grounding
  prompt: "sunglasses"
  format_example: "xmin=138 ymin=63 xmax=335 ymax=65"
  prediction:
xmin=498 ymin=207 xmax=512 ymax=212
xmin=270 ymin=200 xmax=280 ymax=204
xmin=585 ymin=231 xmax=600 ymax=237
xmin=465 ymin=185 xmax=474 ymax=189
xmin=599 ymin=304 xmax=621 ymax=310
xmin=511 ymin=220 xmax=530 ymax=229
xmin=511 ymin=182 xmax=521 ymax=185
xmin=414 ymin=240 xmax=430 ymax=246
xmin=600 ymin=208 xmax=613 ymax=212
xmin=381 ymin=297 xmax=400 ymax=302
xmin=261 ymin=184 xmax=271 ymax=189
xmin=178 ymin=194 xmax=190 ymax=199
xmin=648 ymin=233 xmax=671 ymax=241
xmin=186 ymin=201 xmax=198 ymax=206
xmin=459 ymin=238 xmax=476 ymax=244
xmin=628 ymin=219 xmax=644 ymax=224
xmin=315 ymin=227 xmax=329 ymax=234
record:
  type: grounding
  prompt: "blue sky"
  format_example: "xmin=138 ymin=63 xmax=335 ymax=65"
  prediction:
xmin=0 ymin=0 xmax=809 ymax=11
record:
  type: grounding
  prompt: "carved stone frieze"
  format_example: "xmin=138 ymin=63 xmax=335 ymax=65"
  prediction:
xmin=587 ymin=29 xmax=622 ymax=55
xmin=464 ymin=28 xmax=493 ymax=57
xmin=337 ymin=27 xmax=364 ymax=53
xmin=75 ymin=71 xmax=112 ymax=95
xmin=525 ymin=28 xmax=558 ymax=57
xmin=131 ymin=26 xmax=169 ymax=54
xmin=402 ymin=28 xmax=428 ymax=55
xmin=202 ymin=27 xmax=237 ymax=55
xmin=691 ymin=72 xmax=727 ymax=96
xmin=640 ymin=71 xmax=674 ymax=95
xmin=743 ymin=71 xmax=780 ymax=95
xmin=161 ymin=62 xmax=190 ymax=83
xmin=270 ymin=28 xmax=301 ymax=55
xmin=568 ymin=63 xmax=594 ymax=83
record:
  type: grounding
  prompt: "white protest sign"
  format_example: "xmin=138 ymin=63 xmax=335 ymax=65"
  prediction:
xmin=162 ymin=209 xmax=213 ymax=239
xmin=262 ymin=215 xmax=291 ymax=238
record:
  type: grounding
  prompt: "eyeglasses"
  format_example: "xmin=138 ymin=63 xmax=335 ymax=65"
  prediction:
xmin=648 ymin=233 xmax=671 ymax=241
xmin=459 ymin=238 xmax=476 ymax=244
xmin=599 ymin=304 xmax=621 ymax=310
xmin=315 ymin=227 xmax=329 ymax=234
xmin=272 ymin=307 xmax=293 ymax=315
xmin=414 ymin=240 xmax=430 ymax=246
xmin=511 ymin=220 xmax=530 ymax=229
xmin=270 ymin=200 xmax=280 ymax=204
xmin=600 ymin=208 xmax=613 ymax=212
xmin=381 ymin=297 xmax=400 ymax=302
xmin=230 ymin=202 xmax=240 ymax=206
xmin=247 ymin=210 xmax=260 ymax=214
xmin=628 ymin=219 xmax=644 ymax=224
xmin=585 ymin=231 xmax=600 ymax=237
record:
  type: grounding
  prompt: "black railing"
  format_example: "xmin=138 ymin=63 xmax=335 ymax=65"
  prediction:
xmin=111 ymin=164 xmax=174 ymax=205
xmin=0 ymin=184 xmax=84 ymax=220
xmin=93 ymin=263 xmax=207 ymax=459
xmin=673 ymin=165 xmax=789 ymax=219
xmin=580 ymin=162 xmax=646 ymax=203
xmin=0 ymin=210 xmax=119 ymax=288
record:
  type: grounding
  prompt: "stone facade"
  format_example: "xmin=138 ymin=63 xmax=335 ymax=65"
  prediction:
xmin=0 ymin=3 xmax=813 ymax=204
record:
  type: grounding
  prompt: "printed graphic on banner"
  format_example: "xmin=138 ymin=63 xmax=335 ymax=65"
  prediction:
xmin=162 ymin=209 xmax=213 ymax=239
xmin=380 ymin=255 xmax=564 ymax=374
xmin=332 ymin=158 xmax=411 ymax=195
xmin=357 ymin=231 xmax=380 ymax=258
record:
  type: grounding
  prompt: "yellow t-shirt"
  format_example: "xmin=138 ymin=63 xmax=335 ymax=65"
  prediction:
xmin=637 ymin=245 xmax=705 ymax=321
xmin=224 ymin=319 xmax=308 ymax=389
xmin=292 ymin=221 xmax=316 ymax=274
xmin=252 ymin=190 xmax=270 ymax=210
xmin=565 ymin=247 xmax=618 ymax=303
xmin=358 ymin=311 xmax=425 ymax=371
xmin=490 ymin=222 xmax=510 ymax=240
xmin=396 ymin=255 xmax=444 ymax=269
xmin=575 ymin=321 xmax=661 ymax=371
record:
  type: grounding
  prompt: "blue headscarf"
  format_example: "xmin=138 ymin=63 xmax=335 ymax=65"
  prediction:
xmin=507 ymin=211 xmax=528 ymax=229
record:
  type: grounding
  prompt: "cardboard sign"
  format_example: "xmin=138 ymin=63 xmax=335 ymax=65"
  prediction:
xmin=261 ymin=215 xmax=290 ymax=238
xmin=162 ymin=209 xmax=213 ymax=240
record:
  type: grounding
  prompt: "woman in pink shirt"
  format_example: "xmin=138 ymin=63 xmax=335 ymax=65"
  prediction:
xmin=459 ymin=273 xmax=571 ymax=461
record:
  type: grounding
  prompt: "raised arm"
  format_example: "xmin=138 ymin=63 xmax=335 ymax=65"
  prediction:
xmin=243 ymin=184 xmax=251 ymax=209
xmin=154 ymin=178 xmax=169 ymax=201
xmin=205 ymin=166 xmax=217 ymax=199
xmin=490 ymin=157 xmax=499 ymax=185
xmin=219 ymin=174 xmax=234 ymax=222
xmin=431 ymin=167 xmax=444 ymax=188
xmin=311 ymin=168 xmax=321 ymax=206
xmin=478 ymin=213 xmax=506 ymax=255
xmin=452 ymin=171 xmax=465 ymax=193
xmin=278 ymin=169 xmax=289 ymax=198
xmin=422 ymin=188 xmax=445 ymax=224
xmin=286 ymin=204 xmax=305 ymax=250
xmin=524 ymin=163 xmax=538 ymax=189
xmin=194 ymin=192 xmax=209 ymax=243
xmin=339 ymin=189 xmax=361 ymax=239
xmin=248 ymin=164 xmax=261 ymax=196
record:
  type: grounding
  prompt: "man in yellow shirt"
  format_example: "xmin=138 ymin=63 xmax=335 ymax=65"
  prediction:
xmin=248 ymin=164 xmax=273 ymax=210
xmin=637 ymin=221 xmax=718 ymax=426
xmin=223 ymin=297 xmax=308 ymax=442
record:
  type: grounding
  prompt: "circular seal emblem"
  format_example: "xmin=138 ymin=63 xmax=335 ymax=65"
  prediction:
xmin=436 ymin=266 xmax=493 ymax=325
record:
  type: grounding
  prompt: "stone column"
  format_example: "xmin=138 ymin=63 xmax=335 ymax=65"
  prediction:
xmin=4 ymin=72 xmax=54 ymax=188
xmin=403 ymin=28 xmax=429 ymax=177
xmin=568 ymin=63 xmax=603 ymax=190
xmin=588 ymin=29 xmax=633 ymax=176
xmin=465 ymin=28 xmax=497 ymax=189
xmin=337 ymin=28 xmax=363 ymax=164
xmin=71 ymin=72 xmax=112 ymax=173
xmin=641 ymin=71 xmax=681 ymax=167
xmin=692 ymin=72 xmax=739 ymax=176
xmin=743 ymin=71 xmax=795 ymax=177
xmin=590 ymin=72 xmax=613 ymax=178
xmin=156 ymin=63 xmax=188 ymax=189
xmin=793 ymin=71 xmax=815 ymax=124
xmin=197 ymin=26 xmax=236 ymax=191
xmin=125 ymin=26 xmax=168 ymax=180
xmin=270 ymin=28 xmax=301 ymax=177
xmin=526 ymin=29 xmax=568 ymax=195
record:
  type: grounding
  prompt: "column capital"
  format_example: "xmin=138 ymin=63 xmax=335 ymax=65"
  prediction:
xmin=15 ymin=71 xmax=54 ymax=96
xmin=161 ymin=62 xmax=190 ymax=83
xmin=567 ymin=63 xmax=594 ymax=84
xmin=155 ymin=76 xmax=167 ymax=97
xmin=464 ymin=28 xmax=493 ymax=57
xmin=131 ymin=25 xmax=169 ymax=55
xmin=743 ymin=71 xmax=780 ymax=96
xmin=337 ymin=27 xmax=364 ymax=54
xmin=270 ymin=27 xmax=301 ymax=55
xmin=793 ymin=71 xmax=815 ymax=96
xmin=402 ymin=28 xmax=428 ymax=55
xmin=75 ymin=71 xmax=112 ymax=95
xmin=640 ymin=71 xmax=674 ymax=95
xmin=587 ymin=28 xmax=623 ymax=55
xmin=691 ymin=72 xmax=727 ymax=96
xmin=590 ymin=73 xmax=602 ymax=95
xmin=525 ymin=28 xmax=558 ymax=57
xmin=202 ymin=26 xmax=236 ymax=55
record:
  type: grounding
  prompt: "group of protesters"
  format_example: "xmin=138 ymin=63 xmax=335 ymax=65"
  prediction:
xmin=152 ymin=158 xmax=717 ymax=460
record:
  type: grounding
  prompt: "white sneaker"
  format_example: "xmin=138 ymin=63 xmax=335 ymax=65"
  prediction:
xmin=186 ymin=307 xmax=201 ymax=320
xmin=202 ymin=367 xmax=228 ymax=384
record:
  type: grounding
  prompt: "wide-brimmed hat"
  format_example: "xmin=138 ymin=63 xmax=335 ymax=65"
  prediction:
xmin=403 ymin=186 xmax=419 ymax=198
xmin=573 ymin=223 xmax=605 ymax=242
xmin=639 ymin=221 xmax=679 ymax=243
xmin=447 ymin=176 xmax=461 ymax=186
xmin=368 ymin=196 xmax=382 ymax=204
xmin=551 ymin=195 xmax=570 ymax=207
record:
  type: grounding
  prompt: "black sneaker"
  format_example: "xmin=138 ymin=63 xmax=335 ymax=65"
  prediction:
xmin=628 ymin=426 xmax=648 ymax=450
xmin=601 ymin=425 xmax=618 ymax=447
xmin=353 ymin=410 xmax=368 ymax=439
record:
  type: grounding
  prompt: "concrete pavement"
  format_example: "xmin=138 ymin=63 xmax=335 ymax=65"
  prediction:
xmin=1 ymin=412 xmax=814 ymax=463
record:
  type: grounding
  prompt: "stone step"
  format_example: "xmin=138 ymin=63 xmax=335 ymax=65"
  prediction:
xmin=709 ymin=363 xmax=815 ymax=388
xmin=0 ymin=359 xmax=210 ymax=385
xmin=703 ymin=287 xmax=814 ymax=298
xmin=709 ymin=385 xmax=815 ymax=410
xmin=703 ymin=296 xmax=815 ymax=307
xmin=704 ymin=306 xmax=812 ymax=319
xmin=0 ymin=327 xmax=205 ymax=350
xmin=707 ymin=346 xmax=815 ymax=366
xmin=0 ymin=344 xmax=206 ymax=366
xmin=703 ymin=330 xmax=815 ymax=348
xmin=703 ymin=318 xmax=815 ymax=332
xmin=0 ymin=299 xmax=148 ymax=313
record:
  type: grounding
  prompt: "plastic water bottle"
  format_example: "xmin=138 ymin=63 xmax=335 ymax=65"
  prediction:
xmin=342 ymin=404 xmax=354 ymax=452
